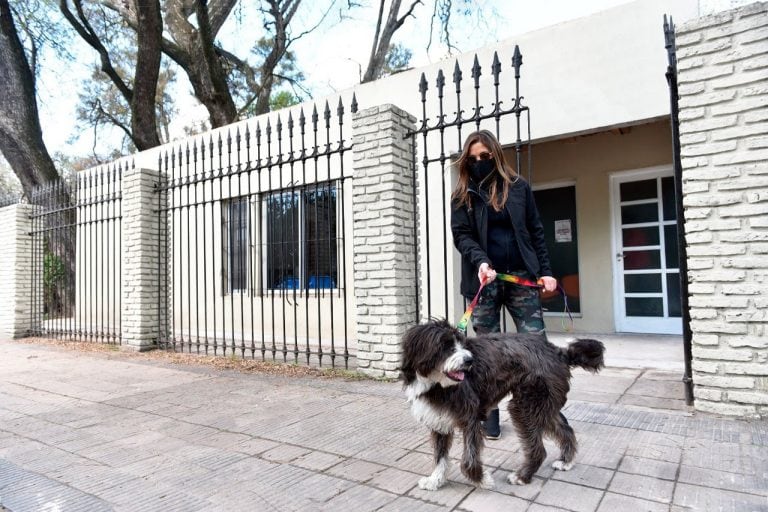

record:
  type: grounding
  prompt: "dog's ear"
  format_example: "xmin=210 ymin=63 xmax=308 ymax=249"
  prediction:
xmin=401 ymin=320 xmax=454 ymax=381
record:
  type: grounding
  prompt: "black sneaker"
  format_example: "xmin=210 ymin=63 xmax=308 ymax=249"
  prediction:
xmin=482 ymin=408 xmax=501 ymax=440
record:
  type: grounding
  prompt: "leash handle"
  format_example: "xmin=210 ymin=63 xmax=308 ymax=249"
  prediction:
xmin=456 ymin=274 xmax=574 ymax=333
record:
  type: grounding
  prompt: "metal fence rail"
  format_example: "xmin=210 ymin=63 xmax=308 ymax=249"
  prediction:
xmin=406 ymin=47 xmax=532 ymax=326
xmin=157 ymin=96 xmax=357 ymax=368
xmin=28 ymin=164 xmax=124 ymax=343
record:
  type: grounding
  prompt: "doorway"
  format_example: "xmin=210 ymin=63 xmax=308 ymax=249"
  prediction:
xmin=611 ymin=167 xmax=682 ymax=334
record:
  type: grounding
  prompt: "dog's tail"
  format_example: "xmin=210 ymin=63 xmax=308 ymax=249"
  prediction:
xmin=565 ymin=339 xmax=605 ymax=373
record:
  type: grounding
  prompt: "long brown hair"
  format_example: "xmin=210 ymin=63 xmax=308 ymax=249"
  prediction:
xmin=451 ymin=130 xmax=517 ymax=212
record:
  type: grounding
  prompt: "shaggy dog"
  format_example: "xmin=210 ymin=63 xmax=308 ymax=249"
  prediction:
xmin=401 ymin=319 xmax=604 ymax=490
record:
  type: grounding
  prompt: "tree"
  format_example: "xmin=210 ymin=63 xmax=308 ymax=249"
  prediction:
xmin=360 ymin=0 xmax=477 ymax=83
xmin=361 ymin=0 xmax=422 ymax=83
xmin=98 ymin=0 xmax=319 ymax=127
xmin=0 ymin=0 xmax=60 ymax=195
xmin=60 ymin=0 xmax=163 ymax=150
xmin=75 ymin=52 xmax=177 ymax=157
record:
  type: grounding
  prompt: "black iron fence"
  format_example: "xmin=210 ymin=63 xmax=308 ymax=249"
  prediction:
xmin=156 ymin=96 xmax=357 ymax=368
xmin=28 ymin=165 xmax=124 ymax=342
xmin=407 ymin=47 xmax=532 ymax=325
xmin=664 ymin=15 xmax=694 ymax=405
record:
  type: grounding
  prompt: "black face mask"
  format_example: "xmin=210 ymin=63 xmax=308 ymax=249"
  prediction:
xmin=469 ymin=159 xmax=496 ymax=183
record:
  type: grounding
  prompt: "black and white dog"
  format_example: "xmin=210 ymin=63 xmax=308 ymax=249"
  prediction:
xmin=401 ymin=319 xmax=604 ymax=490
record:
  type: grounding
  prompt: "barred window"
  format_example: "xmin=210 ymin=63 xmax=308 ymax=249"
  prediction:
xmin=264 ymin=183 xmax=338 ymax=291
xmin=222 ymin=196 xmax=250 ymax=293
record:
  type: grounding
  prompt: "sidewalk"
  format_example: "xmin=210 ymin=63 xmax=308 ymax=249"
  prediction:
xmin=1 ymin=339 xmax=766 ymax=512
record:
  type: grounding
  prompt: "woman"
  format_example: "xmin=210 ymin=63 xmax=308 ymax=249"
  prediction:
xmin=450 ymin=129 xmax=557 ymax=440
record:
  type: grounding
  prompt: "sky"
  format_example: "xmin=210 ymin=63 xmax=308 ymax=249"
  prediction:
xmin=30 ymin=0 xmax=746 ymax=161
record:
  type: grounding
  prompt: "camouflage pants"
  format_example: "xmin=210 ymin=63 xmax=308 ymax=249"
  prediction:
xmin=471 ymin=271 xmax=545 ymax=335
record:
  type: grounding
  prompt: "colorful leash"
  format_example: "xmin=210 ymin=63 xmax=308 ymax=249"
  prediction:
xmin=456 ymin=273 xmax=573 ymax=333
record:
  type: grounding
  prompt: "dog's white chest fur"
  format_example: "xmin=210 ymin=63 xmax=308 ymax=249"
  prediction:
xmin=406 ymin=376 xmax=455 ymax=434
xmin=410 ymin=397 xmax=454 ymax=434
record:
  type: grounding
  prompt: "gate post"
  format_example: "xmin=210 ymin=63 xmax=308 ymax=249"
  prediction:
xmin=351 ymin=105 xmax=418 ymax=378
xmin=0 ymin=203 xmax=36 ymax=338
xmin=121 ymin=167 xmax=164 ymax=351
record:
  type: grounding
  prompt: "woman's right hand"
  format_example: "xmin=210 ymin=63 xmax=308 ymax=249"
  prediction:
xmin=478 ymin=262 xmax=497 ymax=285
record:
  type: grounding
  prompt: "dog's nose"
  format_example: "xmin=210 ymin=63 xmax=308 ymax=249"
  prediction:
xmin=463 ymin=355 xmax=473 ymax=366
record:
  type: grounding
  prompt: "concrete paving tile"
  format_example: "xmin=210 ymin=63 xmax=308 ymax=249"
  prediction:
xmin=379 ymin=496 xmax=447 ymax=512
xmin=319 ymin=484 xmax=398 ymax=511
xmin=284 ymin=472 xmax=355 ymax=504
xmin=292 ymin=450 xmax=346 ymax=471
xmin=260 ymin=443 xmax=313 ymax=463
xmin=354 ymin=443 xmax=412 ymax=465
xmin=526 ymin=505 xmax=572 ymax=512
xmin=618 ymin=394 xmax=689 ymax=411
xmin=551 ymin=464 xmax=615 ymax=489
xmin=325 ymin=458 xmax=387 ymax=482
xmin=393 ymin=450 xmax=433 ymax=475
xmin=568 ymin=391 xmax=621 ymax=404
xmin=597 ymin=492 xmax=670 ymax=512
xmin=487 ymin=470 xmax=545 ymax=500
xmin=608 ymin=472 xmax=674 ymax=504
xmin=682 ymin=439 xmax=762 ymax=475
xmin=618 ymin=455 xmax=679 ymax=480
xmin=625 ymin=442 xmax=683 ymax=464
xmin=408 ymin=480 xmax=475 ymax=510
xmin=626 ymin=378 xmax=687 ymax=400
xmin=456 ymin=488 xmax=530 ymax=511
xmin=673 ymin=482 xmax=768 ymax=512
xmin=368 ymin=467 xmax=420 ymax=495
xmin=679 ymin=464 xmax=768 ymax=497
xmin=234 ymin=436 xmax=281 ymax=455
xmin=535 ymin=480 xmax=603 ymax=512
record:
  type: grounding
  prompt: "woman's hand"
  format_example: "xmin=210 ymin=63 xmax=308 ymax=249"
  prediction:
xmin=540 ymin=276 xmax=557 ymax=293
xmin=478 ymin=263 xmax=497 ymax=285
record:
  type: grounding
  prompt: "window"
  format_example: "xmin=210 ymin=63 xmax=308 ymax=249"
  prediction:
xmin=264 ymin=182 xmax=338 ymax=291
xmin=222 ymin=197 xmax=250 ymax=293
xmin=533 ymin=185 xmax=581 ymax=314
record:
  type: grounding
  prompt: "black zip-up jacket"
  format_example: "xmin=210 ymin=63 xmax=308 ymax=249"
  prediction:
xmin=451 ymin=177 xmax=553 ymax=298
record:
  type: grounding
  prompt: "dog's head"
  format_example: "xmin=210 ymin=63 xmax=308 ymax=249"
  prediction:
xmin=401 ymin=319 xmax=473 ymax=388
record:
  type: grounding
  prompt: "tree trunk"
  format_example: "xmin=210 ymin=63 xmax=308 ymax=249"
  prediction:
xmin=131 ymin=0 xmax=162 ymax=149
xmin=0 ymin=0 xmax=59 ymax=196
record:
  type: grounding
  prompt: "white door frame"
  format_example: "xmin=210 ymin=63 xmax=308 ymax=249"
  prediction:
xmin=609 ymin=166 xmax=682 ymax=335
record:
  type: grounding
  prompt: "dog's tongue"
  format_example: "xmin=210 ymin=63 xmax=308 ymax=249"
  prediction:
xmin=447 ymin=371 xmax=465 ymax=381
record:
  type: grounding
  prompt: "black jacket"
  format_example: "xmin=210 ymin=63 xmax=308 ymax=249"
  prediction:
xmin=451 ymin=177 xmax=552 ymax=298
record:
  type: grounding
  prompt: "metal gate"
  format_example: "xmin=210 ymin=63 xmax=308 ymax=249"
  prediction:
xmin=28 ymin=165 xmax=124 ymax=343
xmin=407 ymin=46 xmax=532 ymax=327
xmin=156 ymin=98 xmax=357 ymax=368
xmin=664 ymin=15 xmax=694 ymax=405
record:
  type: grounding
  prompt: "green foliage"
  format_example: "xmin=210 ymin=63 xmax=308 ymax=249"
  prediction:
xmin=380 ymin=43 xmax=413 ymax=79
xmin=269 ymin=90 xmax=301 ymax=111
xmin=43 ymin=248 xmax=65 ymax=316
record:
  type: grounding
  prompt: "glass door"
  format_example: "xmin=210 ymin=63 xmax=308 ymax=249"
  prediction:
xmin=611 ymin=169 xmax=682 ymax=334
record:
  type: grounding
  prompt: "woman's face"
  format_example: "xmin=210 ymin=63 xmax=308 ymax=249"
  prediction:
xmin=468 ymin=142 xmax=492 ymax=163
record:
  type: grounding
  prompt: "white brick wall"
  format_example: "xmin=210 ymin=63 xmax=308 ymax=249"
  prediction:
xmin=351 ymin=105 xmax=417 ymax=378
xmin=121 ymin=168 xmax=164 ymax=351
xmin=0 ymin=204 xmax=36 ymax=339
xmin=677 ymin=1 xmax=768 ymax=418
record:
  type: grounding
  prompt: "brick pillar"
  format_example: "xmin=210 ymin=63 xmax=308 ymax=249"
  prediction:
xmin=0 ymin=204 xmax=36 ymax=338
xmin=351 ymin=105 xmax=418 ymax=378
xmin=677 ymin=2 xmax=768 ymax=418
xmin=121 ymin=168 xmax=164 ymax=351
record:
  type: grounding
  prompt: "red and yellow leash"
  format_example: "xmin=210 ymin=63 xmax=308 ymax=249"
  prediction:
xmin=456 ymin=273 xmax=573 ymax=333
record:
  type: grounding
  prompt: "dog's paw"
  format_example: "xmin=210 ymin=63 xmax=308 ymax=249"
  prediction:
xmin=552 ymin=460 xmax=574 ymax=471
xmin=418 ymin=476 xmax=444 ymax=491
xmin=506 ymin=471 xmax=527 ymax=486
xmin=478 ymin=470 xmax=495 ymax=490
